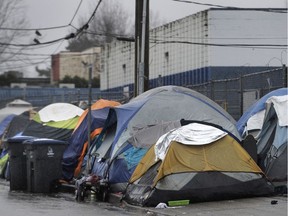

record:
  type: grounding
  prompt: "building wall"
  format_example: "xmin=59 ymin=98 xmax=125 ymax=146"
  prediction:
xmin=208 ymin=9 xmax=287 ymax=67
xmin=51 ymin=54 xmax=60 ymax=83
xmin=51 ymin=47 xmax=101 ymax=83
xmin=101 ymin=42 xmax=135 ymax=91
xmin=59 ymin=52 xmax=83 ymax=80
xmin=100 ymin=8 xmax=287 ymax=92
xmin=82 ymin=47 xmax=101 ymax=79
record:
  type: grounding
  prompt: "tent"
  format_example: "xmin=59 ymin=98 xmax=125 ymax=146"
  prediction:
xmin=256 ymin=95 xmax=287 ymax=186
xmin=62 ymin=99 xmax=120 ymax=181
xmin=0 ymin=115 xmax=15 ymax=178
xmin=0 ymin=99 xmax=33 ymax=123
xmin=0 ymin=110 xmax=37 ymax=180
xmin=22 ymin=103 xmax=83 ymax=141
xmin=89 ymin=86 xmax=241 ymax=192
xmin=237 ymin=89 xmax=287 ymax=188
xmin=0 ymin=115 xmax=15 ymax=139
xmin=236 ymin=88 xmax=288 ymax=138
xmin=123 ymin=122 xmax=274 ymax=207
xmin=4 ymin=110 xmax=36 ymax=139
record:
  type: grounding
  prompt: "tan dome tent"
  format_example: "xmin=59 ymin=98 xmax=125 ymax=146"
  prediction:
xmin=123 ymin=122 xmax=274 ymax=207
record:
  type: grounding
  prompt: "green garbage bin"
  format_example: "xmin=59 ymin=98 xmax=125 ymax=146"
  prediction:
xmin=24 ymin=138 xmax=68 ymax=193
xmin=7 ymin=135 xmax=35 ymax=191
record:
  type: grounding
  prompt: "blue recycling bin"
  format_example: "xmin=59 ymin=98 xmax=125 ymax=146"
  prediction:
xmin=7 ymin=135 xmax=35 ymax=191
xmin=23 ymin=138 xmax=67 ymax=193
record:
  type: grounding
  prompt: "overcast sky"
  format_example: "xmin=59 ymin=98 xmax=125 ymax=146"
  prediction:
xmin=21 ymin=0 xmax=287 ymax=77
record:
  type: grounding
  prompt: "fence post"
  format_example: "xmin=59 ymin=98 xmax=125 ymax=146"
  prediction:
xmin=283 ymin=64 xmax=287 ymax=87
xmin=240 ymin=75 xmax=243 ymax=117
xmin=210 ymin=80 xmax=214 ymax=100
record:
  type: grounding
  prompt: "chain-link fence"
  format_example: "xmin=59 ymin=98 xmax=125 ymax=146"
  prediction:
xmin=186 ymin=66 xmax=287 ymax=120
xmin=0 ymin=66 xmax=287 ymax=120
xmin=0 ymin=88 xmax=127 ymax=109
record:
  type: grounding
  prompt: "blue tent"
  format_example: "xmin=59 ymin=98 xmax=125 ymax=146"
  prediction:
xmin=0 ymin=114 xmax=15 ymax=138
xmin=90 ymin=86 xmax=241 ymax=192
xmin=255 ymin=95 xmax=288 ymax=186
xmin=62 ymin=107 xmax=111 ymax=180
xmin=236 ymin=88 xmax=288 ymax=137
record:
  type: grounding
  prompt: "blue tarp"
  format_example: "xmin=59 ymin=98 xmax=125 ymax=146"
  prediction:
xmin=62 ymin=107 xmax=111 ymax=180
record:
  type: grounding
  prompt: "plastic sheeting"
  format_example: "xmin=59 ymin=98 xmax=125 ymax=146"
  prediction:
xmin=266 ymin=95 xmax=288 ymax=127
xmin=155 ymin=123 xmax=227 ymax=161
xmin=38 ymin=103 xmax=83 ymax=122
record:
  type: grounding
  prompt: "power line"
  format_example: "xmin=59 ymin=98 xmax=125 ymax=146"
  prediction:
xmin=0 ymin=25 xmax=70 ymax=31
xmin=0 ymin=0 xmax=102 ymax=47
xmin=69 ymin=0 xmax=84 ymax=25
xmin=150 ymin=35 xmax=287 ymax=40
xmin=172 ymin=0 xmax=288 ymax=13
xmin=151 ymin=39 xmax=288 ymax=49
xmin=172 ymin=0 xmax=229 ymax=8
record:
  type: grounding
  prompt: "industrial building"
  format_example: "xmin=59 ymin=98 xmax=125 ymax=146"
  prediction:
xmin=100 ymin=8 xmax=287 ymax=95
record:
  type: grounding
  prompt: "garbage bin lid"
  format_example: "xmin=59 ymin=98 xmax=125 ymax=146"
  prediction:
xmin=7 ymin=135 xmax=36 ymax=143
xmin=23 ymin=138 xmax=68 ymax=145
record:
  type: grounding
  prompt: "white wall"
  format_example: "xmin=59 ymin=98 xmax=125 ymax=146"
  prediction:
xmin=100 ymin=8 xmax=287 ymax=91
xmin=209 ymin=9 xmax=287 ymax=67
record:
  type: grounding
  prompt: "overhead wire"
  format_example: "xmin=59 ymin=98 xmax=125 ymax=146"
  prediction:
xmin=172 ymin=0 xmax=288 ymax=13
xmin=69 ymin=0 xmax=84 ymax=25
xmin=0 ymin=25 xmax=70 ymax=31
xmin=151 ymin=39 xmax=288 ymax=49
xmin=0 ymin=0 xmax=103 ymax=47
xmin=0 ymin=0 xmax=103 ymax=72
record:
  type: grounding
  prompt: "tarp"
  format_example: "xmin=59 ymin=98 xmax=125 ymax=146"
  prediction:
xmin=62 ymin=99 xmax=120 ymax=180
xmin=155 ymin=123 xmax=228 ymax=161
xmin=38 ymin=103 xmax=83 ymax=122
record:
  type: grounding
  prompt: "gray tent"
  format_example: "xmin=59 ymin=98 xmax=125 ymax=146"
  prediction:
xmin=89 ymin=86 xmax=242 ymax=193
xmin=256 ymin=95 xmax=287 ymax=188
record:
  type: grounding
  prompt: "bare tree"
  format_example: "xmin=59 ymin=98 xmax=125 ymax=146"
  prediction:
xmin=66 ymin=0 xmax=133 ymax=52
xmin=0 ymin=0 xmax=28 ymax=68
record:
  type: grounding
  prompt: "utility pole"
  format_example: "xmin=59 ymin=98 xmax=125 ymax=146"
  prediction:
xmin=135 ymin=0 xmax=149 ymax=96
xmin=283 ymin=64 xmax=287 ymax=87
xmin=87 ymin=64 xmax=92 ymax=175
xmin=82 ymin=61 xmax=92 ymax=175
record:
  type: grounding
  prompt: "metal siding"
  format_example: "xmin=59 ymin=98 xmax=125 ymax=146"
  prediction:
xmin=101 ymin=9 xmax=286 ymax=92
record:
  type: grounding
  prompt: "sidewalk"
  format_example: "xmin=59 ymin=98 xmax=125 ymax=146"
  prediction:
xmin=1 ymin=179 xmax=287 ymax=216
xmin=109 ymin=192 xmax=287 ymax=216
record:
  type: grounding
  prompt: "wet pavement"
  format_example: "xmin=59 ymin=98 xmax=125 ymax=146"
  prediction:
xmin=0 ymin=179 xmax=143 ymax=216
xmin=1 ymin=179 xmax=287 ymax=216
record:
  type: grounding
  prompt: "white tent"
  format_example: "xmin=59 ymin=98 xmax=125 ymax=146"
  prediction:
xmin=0 ymin=99 xmax=33 ymax=122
